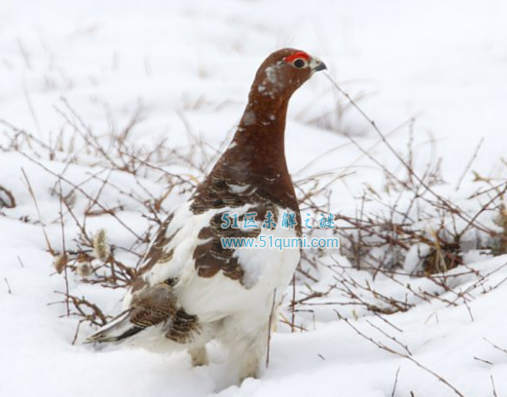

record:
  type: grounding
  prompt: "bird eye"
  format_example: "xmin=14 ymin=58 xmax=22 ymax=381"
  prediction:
xmin=292 ymin=58 xmax=307 ymax=68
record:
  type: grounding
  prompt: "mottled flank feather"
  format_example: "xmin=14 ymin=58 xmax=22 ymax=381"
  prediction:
xmin=165 ymin=309 xmax=201 ymax=343
xmin=139 ymin=213 xmax=175 ymax=274
xmin=129 ymin=284 xmax=177 ymax=327
xmin=193 ymin=203 xmax=278 ymax=282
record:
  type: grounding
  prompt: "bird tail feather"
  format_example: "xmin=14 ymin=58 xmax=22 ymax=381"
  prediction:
xmin=85 ymin=310 xmax=142 ymax=344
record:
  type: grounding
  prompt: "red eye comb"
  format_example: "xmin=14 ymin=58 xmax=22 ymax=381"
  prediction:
xmin=284 ymin=51 xmax=310 ymax=63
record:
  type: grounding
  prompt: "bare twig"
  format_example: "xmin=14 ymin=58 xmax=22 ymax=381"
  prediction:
xmin=4 ymin=278 xmax=12 ymax=294
xmin=391 ymin=367 xmax=401 ymax=397
xmin=21 ymin=168 xmax=55 ymax=255
xmin=266 ymin=289 xmax=277 ymax=368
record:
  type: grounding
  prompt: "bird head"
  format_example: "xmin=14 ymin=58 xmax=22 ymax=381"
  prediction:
xmin=250 ymin=48 xmax=327 ymax=101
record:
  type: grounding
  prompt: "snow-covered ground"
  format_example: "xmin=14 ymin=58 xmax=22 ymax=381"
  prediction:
xmin=1 ymin=1 xmax=507 ymax=396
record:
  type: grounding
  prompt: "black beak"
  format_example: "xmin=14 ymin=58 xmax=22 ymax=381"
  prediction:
xmin=313 ymin=61 xmax=327 ymax=72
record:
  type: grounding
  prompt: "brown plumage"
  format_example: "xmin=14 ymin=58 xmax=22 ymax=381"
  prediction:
xmin=87 ymin=48 xmax=326 ymax=383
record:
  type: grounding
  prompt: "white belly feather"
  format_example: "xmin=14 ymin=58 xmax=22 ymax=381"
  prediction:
xmin=127 ymin=202 xmax=300 ymax=324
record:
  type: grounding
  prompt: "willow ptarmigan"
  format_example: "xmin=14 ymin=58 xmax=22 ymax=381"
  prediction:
xmin=87 ymin=48 xmax=326 ymax=382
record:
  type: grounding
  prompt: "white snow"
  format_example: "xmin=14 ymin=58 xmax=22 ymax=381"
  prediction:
xmin=1 ymin=0 xmax=507 ymax=396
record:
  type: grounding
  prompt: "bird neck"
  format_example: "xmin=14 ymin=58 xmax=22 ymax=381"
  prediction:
xmin=190 ymin=93 xmax=300 ymax=216
xmin=232 ymin=96 xmax=290 ymax=168
xmin=219 ymin=94 xmax=298 ymax=210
